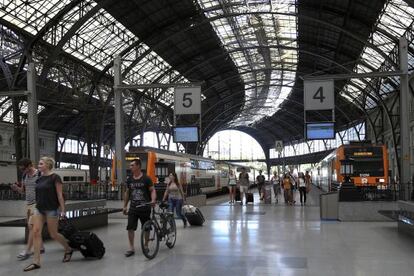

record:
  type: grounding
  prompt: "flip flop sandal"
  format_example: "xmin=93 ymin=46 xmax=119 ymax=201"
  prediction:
xmin=23 ymin=263 xmax=40 ymax=272
xmin=124 ymin=250 xmax=135 ymax=257
xmin=62 ymin=249 xmax=74 ymax=263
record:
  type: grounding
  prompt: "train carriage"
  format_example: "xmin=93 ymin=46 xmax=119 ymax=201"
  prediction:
xmin=312 ymin=141 xmax=388 ymax=192
xmin=124 ymin=146 xmax=231 ymax=195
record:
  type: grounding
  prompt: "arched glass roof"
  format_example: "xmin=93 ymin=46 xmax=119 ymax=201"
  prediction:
xmin=0 ymin=0 xmax=187 ymax=105
xmin=197 ymin=0 xmax=297 ymax=126
xmin=1 ymin=0 xmax=414 ymax=151
xmin=342 ymin=0 xmax=414 ymax=109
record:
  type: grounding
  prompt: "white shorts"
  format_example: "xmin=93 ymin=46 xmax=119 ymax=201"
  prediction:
xmin=239 ymin=186 xmax=248 ymax=193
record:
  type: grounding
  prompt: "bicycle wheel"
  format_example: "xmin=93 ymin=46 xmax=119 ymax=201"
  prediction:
xmin=165 ymin=216 xmax=176 ymax=249
xmin=141 ymin=220 xmax=159 ymax=259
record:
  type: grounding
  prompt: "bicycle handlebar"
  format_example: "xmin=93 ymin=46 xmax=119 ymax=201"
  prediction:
xmin=134 ymin=201 xmax=168 ymax=209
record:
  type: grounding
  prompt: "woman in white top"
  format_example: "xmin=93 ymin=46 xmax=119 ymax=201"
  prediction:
xmin=228 ymin=170 xmax=237 ymax=204
xmin=163 ymin=172 xmax=187 ymax=227
xmin=270 ymin=171 xmax=280 ymax=204
xmin=298 ymin=172 xmax=307 ymax=206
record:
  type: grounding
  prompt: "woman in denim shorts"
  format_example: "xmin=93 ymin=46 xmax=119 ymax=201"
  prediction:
xmin=23 ymin=157 xmax=73 ymax=272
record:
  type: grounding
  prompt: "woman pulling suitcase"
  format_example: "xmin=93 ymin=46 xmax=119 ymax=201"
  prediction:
xmin=163 ymin=172 xmax=187 ymax=227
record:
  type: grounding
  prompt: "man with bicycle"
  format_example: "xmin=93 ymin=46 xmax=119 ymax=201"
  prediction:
xmin=123 ymin=159 xmax=156 ymax=257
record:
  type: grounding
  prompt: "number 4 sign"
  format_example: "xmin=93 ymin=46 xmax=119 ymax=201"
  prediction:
xmin=304 ymin=80 xmax=334 ymax=110
xmin=174 ymin=87 xmax=201 ymax=115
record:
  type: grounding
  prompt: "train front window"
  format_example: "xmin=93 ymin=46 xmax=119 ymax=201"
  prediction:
xmin=352 ymin=159 xmax=384 ymax=177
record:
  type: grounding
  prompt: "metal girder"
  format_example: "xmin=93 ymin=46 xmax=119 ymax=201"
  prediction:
xmin=0 ymin=91 xmax=28 ymax=97
xmin=116 ymin=83 xmax=202 ymax=89
xmin=39 ymin=1 xmax=111 ymax=84
xmin=302 ymin=70 xmax=404 ymax=81
xmin=0 ymin=55 xmax=13 ymax=88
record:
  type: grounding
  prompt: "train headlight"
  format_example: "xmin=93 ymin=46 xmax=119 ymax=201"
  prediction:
xmin=379 ymin=178 xmax=385 ymax=183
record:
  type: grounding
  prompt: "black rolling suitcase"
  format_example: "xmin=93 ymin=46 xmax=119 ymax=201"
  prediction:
xmin=245 ymin=192 xmax=254 ymax=204
xmin=69 ymin=232 xmax=105 ymax=259
xmin=185 ymin=208 xmax=205 ymax=226
xmin=235 ymin=187 xmax=241 ymax=202
xmin=58 ymin=218 xmax=77 ymax=240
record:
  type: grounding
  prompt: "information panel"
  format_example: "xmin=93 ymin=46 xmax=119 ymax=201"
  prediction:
xmin=306 ymin=122 xmax=335 ymax=140
xmin=304 ymin=80 xmax=334 ymax=110
xmin=174 ymin=87 xmax=201 ymax=115
xmin=173 ymin=126 xmax=199 ymax=142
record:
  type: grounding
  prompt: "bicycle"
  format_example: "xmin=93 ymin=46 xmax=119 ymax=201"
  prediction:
xmin=140 ymin=201 xmax=176 ymax=259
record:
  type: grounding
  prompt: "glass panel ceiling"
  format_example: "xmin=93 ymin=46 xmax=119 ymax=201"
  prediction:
xmin=341 ymin=0 xmax=414 ymax=109
xmin=197 ymin=0 xmax=298 ymax=127
xmin=0 ymin=0 xmax=187 ymax=106
xmin=0 ymin=97 xmax=45 ymax=123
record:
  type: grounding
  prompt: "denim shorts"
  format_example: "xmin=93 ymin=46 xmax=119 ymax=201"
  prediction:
xmin=33 ymin=207 xmax=59 ymax=218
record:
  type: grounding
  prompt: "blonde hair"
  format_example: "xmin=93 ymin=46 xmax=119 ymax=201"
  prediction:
xmin=40 ymin=156 xmax=55 ymax=170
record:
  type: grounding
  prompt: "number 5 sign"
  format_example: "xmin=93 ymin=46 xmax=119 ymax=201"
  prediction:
xmin=304 ymin=80 xmax=334 ymax=110
xmin=174 ymin=87 xmax=201 ymax=115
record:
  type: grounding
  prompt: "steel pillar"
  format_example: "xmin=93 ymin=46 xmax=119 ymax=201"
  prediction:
xmin=113 ymin=56 xmax=126 ymax=184
xmin=27 ymin=63 xmax=39 ymax=163
xmin=399 ymin=37 xmax=411 ymax=199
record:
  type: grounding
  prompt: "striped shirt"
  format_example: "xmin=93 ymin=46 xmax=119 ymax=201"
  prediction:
xmin=24 ymin=170 xmax=39 ymax=205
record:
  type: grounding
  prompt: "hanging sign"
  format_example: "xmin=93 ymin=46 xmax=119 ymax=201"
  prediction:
xmin=275 ymin=140 xmax=284 ymax=153
xmin=304 ymin=80 xmax=334 ymax=110
xmin=174 ymin=87 xmax=201 ymax=115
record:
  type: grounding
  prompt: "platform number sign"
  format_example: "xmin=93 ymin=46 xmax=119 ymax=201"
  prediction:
xmin=174 ymin=87 xmax=201 ymax=115
xmin=275 ymin=140 xmax=283 ymax=153
xmin=304 ymin=80 xmax=334 ymax=110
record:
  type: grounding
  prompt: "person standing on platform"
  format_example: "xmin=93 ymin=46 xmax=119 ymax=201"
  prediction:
xmin=227 ymin=170 xmax=237 ymax=204
xmin=23 ymin=157 xmax=72 ymax=272
xmin=123 ymin=159 xmax=156 ymax=257
xmin=238 ymin=167 xmax=250 ymax=205
xmin=288 ymin=171 xmax=297 ymax=205
xmin=12 ymin=158 xmax=45 ymax=260
xmin=162 ymin=172 xmax=187 ymax=227
xmin=256 ymin=170 xmax=266 ymax=201
xmin=282 ymin=173 xmax=293 ymax=205
xmin=298 ymin=172 xmax=307 ymax=206
xmin=270 ymin=171 xmax=280 ymax=203
xmin=305 ymin=171 xmax=312 ymax=195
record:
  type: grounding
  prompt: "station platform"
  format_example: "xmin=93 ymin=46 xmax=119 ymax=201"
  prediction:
xmin=1 ymin=190 xmax=414 ymax=276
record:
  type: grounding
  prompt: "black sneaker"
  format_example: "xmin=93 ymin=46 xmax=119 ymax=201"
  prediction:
xmin=124 ymin=250 xmax=135 ymax=257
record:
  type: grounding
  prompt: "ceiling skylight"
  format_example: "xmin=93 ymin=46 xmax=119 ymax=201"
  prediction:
xmin=197 ymin=0 xmax=298 ymax=126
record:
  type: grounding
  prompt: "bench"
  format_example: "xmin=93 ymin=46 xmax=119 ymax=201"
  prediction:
xmin=0 ymin=199 xmax=122 ymax=241
xmin=378 ymin=209 xmax=414 ymax=237
xmin=378 ymin=210 xmax=400 ymax=221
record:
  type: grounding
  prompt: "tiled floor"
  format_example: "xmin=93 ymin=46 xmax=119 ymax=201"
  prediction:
xmin=1 ymin=190 xmax=414 ymax=276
